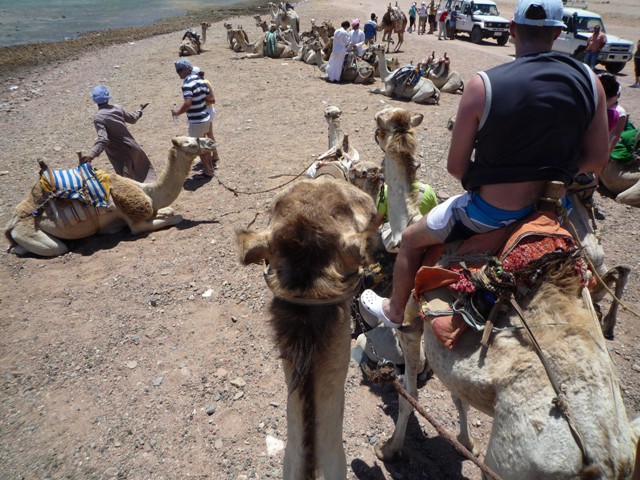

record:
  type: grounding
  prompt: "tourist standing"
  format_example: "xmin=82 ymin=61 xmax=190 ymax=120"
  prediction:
xmin=326 ymin=21 xmax=351 ymax=82
xmin=82 ymin=85 xmax=156 ymax=183
xmin=363 ymin=13 xmax=378 ymax=45
xmin=584 ymin=24 xmax=607 ymax=71
xmin=408 ymin=2 xmax=417 ymax=33
xmin=418 ymin=2 xmax=428 ymax=35
xmin=631 ymin=39 xmax=640 ymax=87
xmin=449 ymin=5 xmax=460 ymax=39
xmin=192 ymin=66 xmax=220 ymax=167
xmin=428 ymin=0 xmax=438 ymax=34
xmin=438 ymin=8 xmax=449 ymax=40
xmin=171 ymin=58 xmax=215 ymax=177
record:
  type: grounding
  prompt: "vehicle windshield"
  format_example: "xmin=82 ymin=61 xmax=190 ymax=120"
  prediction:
xmin=472 ymin=4 xmax=499 ymax=15
xmin=574 ymin=16 xmax=605 ymax=32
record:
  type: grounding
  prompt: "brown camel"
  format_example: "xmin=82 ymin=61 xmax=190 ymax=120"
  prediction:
xmin=5 ymin=137 xmax=216 ymax=257
xmin=378 ymin=3 xmax=407 ymax=52
xmin=237 ymin=176 xmax=377 ymax=479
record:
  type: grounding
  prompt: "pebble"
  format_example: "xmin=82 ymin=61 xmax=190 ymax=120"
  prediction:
xmin=152 ymin=376 xmax=164 ymax=387
xmin=230 ymin=377 xmax=246 ymax=388
xmin=126 ymin=361 xmax=138 ymax=369
xmin=265 ymin=435 xmax=284 ymax=456
xmin=206 ymin=406 xmax=216 ymax=415
xmin=233 ymin=391 xmax=245 ymax=400
xmin=202 ymin=289 xmax=214 ymax=298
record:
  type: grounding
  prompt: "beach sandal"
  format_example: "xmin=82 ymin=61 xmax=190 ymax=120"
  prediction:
xmin=360 ymin=289 xmax=402 ymax=329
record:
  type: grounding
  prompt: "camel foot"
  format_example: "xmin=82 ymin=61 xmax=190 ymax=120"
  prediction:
xmin=457 ymin=433 xmax=481 ymax=457
xmin=374 ymin=440 xmax=404 ymax=463
xmin=156 ymin=207 xmax=175 ymax=218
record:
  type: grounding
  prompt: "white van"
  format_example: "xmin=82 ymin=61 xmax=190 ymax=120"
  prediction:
xmin=439 ymin=0 xmax=510 ymax=45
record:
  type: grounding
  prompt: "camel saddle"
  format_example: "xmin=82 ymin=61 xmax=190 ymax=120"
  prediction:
xmin=39 ymin=162 xmax=111 ymax=209
xmin=414 ymin=211 xmax=580 ymax=349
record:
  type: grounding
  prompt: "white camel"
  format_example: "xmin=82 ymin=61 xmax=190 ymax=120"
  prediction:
xmin=371 ymin=44 xmax=440 ymax=105
xmin=5 ymin=137 xmax=216 ymax=257
xmin=600 ymin=156 xmax=640 ymax=208
xmin=232 ymin=28 xmax=295 ymax=59
xmin=237 ymin=176 xmax=377 ymax=480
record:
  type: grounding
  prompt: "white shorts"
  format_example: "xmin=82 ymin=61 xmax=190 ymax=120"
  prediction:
xmin=188 ymin=121 xmax=211 ymax=138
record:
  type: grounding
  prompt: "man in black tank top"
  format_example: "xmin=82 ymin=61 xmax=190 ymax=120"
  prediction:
xmin=360 ymin=0 xmax=609 ymax=328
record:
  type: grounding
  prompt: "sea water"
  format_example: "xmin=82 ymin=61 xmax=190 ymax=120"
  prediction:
xmin=0 ymin=0 xmax=245 ymax=47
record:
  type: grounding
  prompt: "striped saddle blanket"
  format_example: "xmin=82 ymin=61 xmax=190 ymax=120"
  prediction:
xmin=40 ymin=163 xmax=110 ymax=208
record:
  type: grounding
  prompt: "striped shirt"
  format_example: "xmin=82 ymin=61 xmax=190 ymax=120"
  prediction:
xmin=181 ymin=73 xmax=210 ymax=124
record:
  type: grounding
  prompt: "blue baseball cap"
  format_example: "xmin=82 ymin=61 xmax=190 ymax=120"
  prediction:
xmin=513 ymin=0 xmax=564 ymax=27
xmin=91 ymin=85 xmax=112 ymax=104
xmin=174 ymin=58 xmax=193 ymax=72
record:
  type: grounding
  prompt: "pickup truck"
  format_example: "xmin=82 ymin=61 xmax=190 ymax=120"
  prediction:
xmin=439 ymin=0 xmax=510 ymax=45
xmin=552 ymin=7 xmax=633 ymax=74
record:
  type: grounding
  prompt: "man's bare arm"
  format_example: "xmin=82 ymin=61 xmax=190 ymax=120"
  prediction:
xmin=447 ymin=74 xmax=485 ymax=181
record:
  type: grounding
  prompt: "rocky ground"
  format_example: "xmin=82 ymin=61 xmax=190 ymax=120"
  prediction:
xmin=0 ymin=0 xmax=639 ymax=478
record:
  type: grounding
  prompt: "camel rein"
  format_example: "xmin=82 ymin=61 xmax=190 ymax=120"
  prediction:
xmin=210 ymin=160 xmax=319 ymax=196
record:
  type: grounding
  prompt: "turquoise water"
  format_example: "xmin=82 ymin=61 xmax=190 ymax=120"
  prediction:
xmin=0 ymin=0 xmax=245 ymax=47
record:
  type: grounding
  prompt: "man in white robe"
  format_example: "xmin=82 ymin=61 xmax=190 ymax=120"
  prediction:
xmin=326 ymin=20 xmax=351 ymax=82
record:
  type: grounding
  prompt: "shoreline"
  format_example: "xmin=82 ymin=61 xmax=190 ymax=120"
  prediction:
xmin=0 ymin=0 xmax=266 ymax=80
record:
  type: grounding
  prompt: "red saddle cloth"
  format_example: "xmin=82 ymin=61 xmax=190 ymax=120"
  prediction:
xmin=414 ymin=211 xmax=577 ymax=349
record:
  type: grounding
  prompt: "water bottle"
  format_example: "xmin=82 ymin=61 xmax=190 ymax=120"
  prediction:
xmin=172 ymin=103 xmax=179 ymax=124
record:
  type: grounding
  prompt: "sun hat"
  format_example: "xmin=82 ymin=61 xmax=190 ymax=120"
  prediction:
xmin=91 ymin=85 xmax=112 ymax=104
xmin=174 ymin=58 xmax=193 ymax=72
xmin=513 ymin=0 xmax=564 ymax=27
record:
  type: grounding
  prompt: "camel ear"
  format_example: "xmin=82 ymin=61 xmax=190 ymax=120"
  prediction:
xmin=410 ymin=113 xmax=424 ymax=128
xmin=237 ymin=229 xmax=271 ymax=265
xmin=171 ymin=137 xmax=180 ymax=147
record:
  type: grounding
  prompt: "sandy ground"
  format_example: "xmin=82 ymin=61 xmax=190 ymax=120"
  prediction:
xmin=1 ymin=0 xmax=639 ymax=478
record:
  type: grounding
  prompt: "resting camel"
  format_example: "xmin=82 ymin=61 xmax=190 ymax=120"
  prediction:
xmin=422 ymin=52 xmax=465 ymax=94
xmin=224 ymin=23 xmax=249 ymax=52
xmin=600 ymin=156 xmax=640 ymax=207
xmin=310 ymin=19 xmax=334 ymax=47
xmin=370 ymin=44 xmax=440 ymax=105
xmin=5 ymin=137 xmax=216 ymax=257
xmin=232 ymin=28 xmax=295 ymax=59
xmin=179 ymin=29 xmax=202 ymax=56
xmin=237 ymin=177 xmax=377 ymax=479
xmin=280 ymin=28 xmax=318 ymax=64
xmin=361 ymin=46 xmax=400 ymax=78
xmin=378 ymin=3 xmax=407 ymax=52
xmin=309 ymin=42 xmax=375 ymax=84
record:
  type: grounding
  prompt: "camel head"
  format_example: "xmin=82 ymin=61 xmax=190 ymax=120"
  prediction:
xmin=171 ymin=136 xmax=216 ymax=157
xmin=223 ymin=22 xmax=232 ymax=30
xmin=349 ymin=161 xmax=384 ymax=201
xmin=374 ymin=106 xmax=423 ymax=160
xmin=237 ymin=177 xmax=377 ymax=299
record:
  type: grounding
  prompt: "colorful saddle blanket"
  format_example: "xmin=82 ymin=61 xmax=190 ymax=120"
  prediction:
xmin=390 ymin=65 xmax=423 ymax=87
xmin=40 ymin=163 xmax=111 ymax=208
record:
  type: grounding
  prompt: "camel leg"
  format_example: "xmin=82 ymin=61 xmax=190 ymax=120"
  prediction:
xmin=375 ymin=296 xmax=423 ymax=462
xmin=597 ymin=266 xmax=631 ymax=339
xmin=8 ymin=222 xmax=68 ymax=257
xmin=128 ymin=215 xmax=184 ymax=235
xmin=616 ymin=180 xmax=640 ymax=207
xmin=156 ymin=207 xmax=175 ymax=218
xmin=451 ymin=394 xmax=480 ymax=456
xmin=412 ymin=90 xmax=439 ymax=105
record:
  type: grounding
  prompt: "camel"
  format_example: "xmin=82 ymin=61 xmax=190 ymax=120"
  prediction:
xmin=267 ymin=1 xmax=300 ymax=41
xmin=422 ymin=52 xmax=465 ymax=94
xmin=310 ymin=19 xmax=334 ymax=47
xmin=361 ymin=46 xmax=400 ymax=78
xmin=306 ymin=106 xmax=360 ymax=180
xmin=232 ymin=28 xmax=295 ymax=59
xmin=5 ymin=137 xmax=216 ymax=257
xmin=280 ymin=28 xmax=318 ymax=64
xmin=254 ymin=15 xmax=270 ymax=32
xmin=309 ymin=42 xmax=375 ymax=84
xmin=223 ymin=23 xmax=248 ymax=52
xmin=200 ymin=22 xmax=211 ymax=44
xmin=237 ymin=176 xmax=378 ymax=480
xmin=600 ymin=157 xmax=640 ymax=208
xmin=378 ymin=3 xmax=408 ymax=52
xmin=179 ymin=29 xmax=202 ymax=57
xmin=374 ymin=234 xmax=640 ymax=478
xmin=370 ymin=44 xmax=440 ymax=105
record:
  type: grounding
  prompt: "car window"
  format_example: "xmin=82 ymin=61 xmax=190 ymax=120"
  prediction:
xmin=574 ymin=16 xmax=604 ymax=32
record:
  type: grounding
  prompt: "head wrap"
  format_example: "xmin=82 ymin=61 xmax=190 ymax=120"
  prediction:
xmin=91 ymin=85 xmax=112 ymax=104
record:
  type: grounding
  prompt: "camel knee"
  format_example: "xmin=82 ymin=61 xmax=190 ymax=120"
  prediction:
xmin=10 ymin=228 xmax=68 ymax=257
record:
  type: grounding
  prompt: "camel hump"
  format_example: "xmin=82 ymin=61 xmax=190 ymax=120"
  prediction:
xmin=109 ymin=175 xmax=154 ymax=221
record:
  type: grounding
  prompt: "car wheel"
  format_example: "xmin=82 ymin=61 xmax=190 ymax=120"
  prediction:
xmin=496 ymin=33 xmax=509 ymax=46
xmin=605 ymin=62 xmax=625 ymax=74
xmin=471 ymin=26 xmax=482 ymax=44
xmin=572 ymin=47 xmax=585 ymax=63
